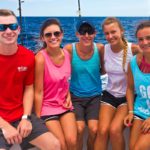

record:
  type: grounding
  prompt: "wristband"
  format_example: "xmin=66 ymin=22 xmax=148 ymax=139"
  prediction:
xmin=129 ymin=110 xmax=134 ymax=114
xmin=21 ymin=115 xmax=31 ymax=121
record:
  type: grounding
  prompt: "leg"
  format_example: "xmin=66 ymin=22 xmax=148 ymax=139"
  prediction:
xmin=109 ymin=105 xmax=128 ymax=150
xmin=45 ymin=120 xmax=67 ymax=150
xmin=30 ymin=132 xmax=60 ymax=150
xmin=134 ymin=133 xmax=150 ymax=150
xmin=86 ymin=95 xmax=100 ymax=150
xmin=94 ymin=104 xmax=115 ymax=150
xmin=87 ymin=120 xmax=98 ymax=150
xmin=76 ymin=121 xmax=86 ymax=150
xmin=129 ymin=119 xmax=142 ymax=150
xmin=60 ymin=112 xmax=77 ymax=150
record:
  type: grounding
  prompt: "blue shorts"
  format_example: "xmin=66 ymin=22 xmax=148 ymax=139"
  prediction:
xmin=101 ymin=91 xmax=127 ymax=108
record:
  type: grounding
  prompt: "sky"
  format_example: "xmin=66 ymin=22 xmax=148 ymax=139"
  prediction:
xmin=1 ymin=0 xmax=150 ymax=17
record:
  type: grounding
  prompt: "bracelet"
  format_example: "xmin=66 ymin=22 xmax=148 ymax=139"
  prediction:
xmin=129 ymin=110 xmax=134 ymax=114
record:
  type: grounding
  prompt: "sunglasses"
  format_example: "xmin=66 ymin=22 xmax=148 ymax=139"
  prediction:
xmin=0 ymin=23 xmax=18 ymax=31
xmin=44 ymin=31 xmax=61 ymax=38
xmin=78 ymin=26 xmax=95 ymax=35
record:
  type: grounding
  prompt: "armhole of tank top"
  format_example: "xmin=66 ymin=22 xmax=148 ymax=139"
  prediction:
xmin=104 ymin=44 xmax=107 ymax=60
xmin=71 ymin=43 xmax=76 ymax=61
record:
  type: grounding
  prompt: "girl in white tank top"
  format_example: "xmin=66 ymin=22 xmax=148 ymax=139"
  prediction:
xmin=95 ymin=17 xmax=141 ymax=150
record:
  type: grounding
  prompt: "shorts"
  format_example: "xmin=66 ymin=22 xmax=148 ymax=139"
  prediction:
xmin=71 ymin=93 xmax=101 ymax=121
xmin=134 ymin=114 xmax=144 ymax=120
xmin=101 ymin=90 xmax=127 ymax=108
xmin=0 ymin=114 xmax=48 ymax=150
xmin=41 ymin=110 xmax=74 ymax=122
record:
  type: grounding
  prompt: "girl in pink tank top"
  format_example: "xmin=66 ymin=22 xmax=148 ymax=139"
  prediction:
xmin=34 ymin=18 xmax=77 ymax=150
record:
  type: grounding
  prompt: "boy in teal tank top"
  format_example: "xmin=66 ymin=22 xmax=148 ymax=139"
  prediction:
xmin=64 ymin=19 xmax=105 ymax=150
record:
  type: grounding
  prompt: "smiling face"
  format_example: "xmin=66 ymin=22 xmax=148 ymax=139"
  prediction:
xmin=76 ymin=23 xmax=96 ymax=46
xmin=42 ymin=24 xmax=63 ymax=49
xmin=136 ymin=27 xmax=150 ymax=53
xmin=0 ymin=15 xmax=20 ymax=45
xmin=103 ymin=22 xmax=124 ymax=46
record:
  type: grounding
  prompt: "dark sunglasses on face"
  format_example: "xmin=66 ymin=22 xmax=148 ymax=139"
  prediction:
xmin=0 ymin=23 xmax=18 ymax=31
xmin=78 ymin=26 xmax=95 ymax=35
xmin=44 ymin=31 xmax=61 ymax=38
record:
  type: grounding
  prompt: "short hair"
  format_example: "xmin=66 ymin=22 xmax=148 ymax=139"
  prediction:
xmin=135 ymin=20 xmax=150 ymax=37
xmin=0 ymin=9 xmax=16 ymax=18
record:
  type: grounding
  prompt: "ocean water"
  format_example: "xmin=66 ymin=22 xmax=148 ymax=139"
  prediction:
xmin=18 ymin=17 xmax=149 ymax=52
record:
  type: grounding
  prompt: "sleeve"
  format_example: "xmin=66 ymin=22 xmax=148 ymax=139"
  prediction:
xmin=25 ymin=53 xmax=35 ymax=85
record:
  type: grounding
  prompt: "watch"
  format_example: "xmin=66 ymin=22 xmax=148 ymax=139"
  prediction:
xmin=21 ymin=115 xmax=31 ymax=121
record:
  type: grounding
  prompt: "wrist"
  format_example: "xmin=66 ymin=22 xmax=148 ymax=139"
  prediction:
xmin=129 ymin=110 xmax=134 ymax=114
xmin=21 ymin=115 xmax=31 ymax=121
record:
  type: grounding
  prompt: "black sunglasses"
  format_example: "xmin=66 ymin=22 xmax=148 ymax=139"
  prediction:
xmin=44 ymin=31 xmax=61 ymax=38
xmin=0 ymin=23 xmax=18 ymax=31
xmin=78 ymin=25 xmax=95 ymax=35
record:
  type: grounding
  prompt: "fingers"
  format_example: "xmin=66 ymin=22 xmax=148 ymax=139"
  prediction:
xmin=141 ymin=121 xmax=150 ymax=134
xmin=124 ymin=115 xmax=133 ymax=127
xmin=5 ymin=133 xmax=22 ymax=145
xmin=17 ymin=120 xmax=32 ymax=138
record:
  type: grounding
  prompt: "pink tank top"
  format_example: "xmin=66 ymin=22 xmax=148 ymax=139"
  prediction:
xmin=40 ymin=49 xmax=72 ymax=116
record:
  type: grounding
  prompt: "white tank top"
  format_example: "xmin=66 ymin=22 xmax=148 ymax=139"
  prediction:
xmin=104 ymin=43 xmax=133 ymax=97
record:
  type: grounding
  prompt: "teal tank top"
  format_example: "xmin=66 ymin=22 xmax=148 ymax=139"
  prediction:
xmin=70 ymin=43 xmax=102 ymax=97
xmin=130 ymin=56 xmax=150 ymax=119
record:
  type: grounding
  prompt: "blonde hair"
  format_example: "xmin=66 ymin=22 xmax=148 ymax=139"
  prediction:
xmin=102 ymin=17 xmax=128 ymax=72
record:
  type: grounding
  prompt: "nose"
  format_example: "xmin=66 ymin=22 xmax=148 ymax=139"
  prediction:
xmin=107 ymin=33 xmax=113 ymax=39
xmin=84 ymin=32 xmax=89 ymax=37
xmin=5 ymin=27 xmax=12 ymax=33
xmin=142 ymin=38 xmax=149 ymax=44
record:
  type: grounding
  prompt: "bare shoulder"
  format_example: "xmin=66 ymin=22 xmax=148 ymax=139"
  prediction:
xmin=136 ymin=53 xmax=143 ymax=66
xmin=64 ymin=44 xmax=73 ymax=55
xmin=35 ymin=51 xmax=45 ymax=65
xmin=131 ymin=43 xmax=142 ymax=55
xmin=96 ymin=43 xmax=104 ymax=54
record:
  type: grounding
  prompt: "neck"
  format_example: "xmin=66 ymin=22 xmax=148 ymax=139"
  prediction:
xmin=0 ymin=43 xmax=18 ymax=55
xmin=143 ymin=53 xmax=150 ymax=64
xmin=78 ymin=43 xmax=94 ymax=53
xmin=111 ymin=41 xmax=124 ymax=53
xmin=46 ymin=47 xmax=62 ymax=57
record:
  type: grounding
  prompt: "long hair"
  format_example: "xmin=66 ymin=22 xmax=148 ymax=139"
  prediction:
xmin=102 ymin=17 xmax=128 ymax=72
xmin=40 ymin=18 xmax=63 ymax=49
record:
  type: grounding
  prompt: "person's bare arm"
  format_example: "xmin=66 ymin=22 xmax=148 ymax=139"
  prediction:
xmin=34 ymin=53 xmax=45 ymax=118
xmin=97 ymin=43 xmax=106 ymax=75
xmin=124 ymin=64 xmax=135 ymax=127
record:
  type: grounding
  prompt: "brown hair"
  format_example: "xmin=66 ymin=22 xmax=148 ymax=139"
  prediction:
xmin=40 ymin=18 xmax=63 ymax=49
xmin=102 ymin=17 xmax=128 ymax=72
xmin=135 ymin=20 xmax=150 ymax=37
xmin=0 ymin=9 xmax=16 ymax=18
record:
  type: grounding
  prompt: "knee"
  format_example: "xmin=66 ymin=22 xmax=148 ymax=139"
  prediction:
xmin=49 ymin=138 xmax=61 ymax=150
xmin=89 ymin=125 xmax=98 ymax=136
xmin=133 ymin=140 xmax=149 ymax=150
xmin=109 ymin=125 xmax=122 ymax=139
xmin=97 ymin=126 xmax=109 ymax=137
xmin=65 ymin=135 xmax=77 ymax=147
xmin=77 ymin=124 xmax=85 ymax=135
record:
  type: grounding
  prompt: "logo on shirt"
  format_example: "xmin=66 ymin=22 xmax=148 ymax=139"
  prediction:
xmin=17 ymin=66 xmax=28 ymax=72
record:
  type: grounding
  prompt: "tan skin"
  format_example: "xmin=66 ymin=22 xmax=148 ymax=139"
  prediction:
xmin=34 ymin=24 xmax=77 ymax=150
xmin=124 ymin=26 xmax=150 ymax=150
xmin=94 ymin=22 xmax=141 ymax=150
xmin=0 ymin=15 xmax=60 ymax=150
xmin=64 ymin=30 xmax=104 ymax=150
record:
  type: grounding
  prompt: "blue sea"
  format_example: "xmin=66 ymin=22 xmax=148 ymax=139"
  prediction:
xmin=18 ymin=17 xmax=150 ymax=52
